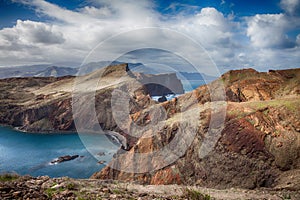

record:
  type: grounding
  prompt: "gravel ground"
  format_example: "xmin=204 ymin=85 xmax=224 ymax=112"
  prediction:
xmin=0 ymin=175 xmax=299 ymax=200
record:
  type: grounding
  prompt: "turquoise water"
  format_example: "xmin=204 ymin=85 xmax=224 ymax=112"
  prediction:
xmin=0 ymin=80 xmax=208 ymax=178
xmin=0 ymin=126 xmax=118 ymax=178
xmin=152 ymin=80 xmax=208 ymax=101
xmin=181 ymin=80 xmax=207 ymax=92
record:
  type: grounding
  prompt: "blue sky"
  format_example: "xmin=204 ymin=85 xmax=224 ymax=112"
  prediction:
xmin=0 ymin=0 xmax=285 ymax=28
xmin=0 ymin=0 xmax=299 ymax=73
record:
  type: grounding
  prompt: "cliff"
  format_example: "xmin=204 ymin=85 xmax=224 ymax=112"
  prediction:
xmin=92 ymin=68 xmax=300 ymax=189
xmin=0 ymin=63 xmax=183 ymax=133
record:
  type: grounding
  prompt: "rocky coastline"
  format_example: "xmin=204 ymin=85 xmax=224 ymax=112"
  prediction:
xmin=93 ymin=68 xmax=300 ymax=189
xmin=0 ymin=65 xmax=299 ymax=197
xmin=0 ymin=63 xmax=184 ymax=133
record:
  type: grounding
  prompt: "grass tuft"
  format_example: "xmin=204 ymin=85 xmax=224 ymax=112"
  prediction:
xmin=0 ymin=173 xmax=19 ymax=182
xmin=182 ymin=188 xmax=212 ymax=200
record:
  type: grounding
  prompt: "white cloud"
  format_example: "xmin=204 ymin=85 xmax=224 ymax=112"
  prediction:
xmin=169 ymin=7 xmax=237 ymax=48
xmin=14 ymin=0 xmax=97 ymax=24
xmin=246 ymin=14 xmax=296 ymax=49
xmin=194 ymin=7 xmax=227 ymax=27
xmin=0 ymin=0 xmax=299 ymax=72
xmin=0 ymin=21 xmax=62 ymax=46
xmin=16 ymin=20 xmax=64 ymax=44
xmin=280 ymin=0 xmax=300 ymax=15
xmin=79 ymin=6 xmax=112 ymax=18
xmin=0 ymin=2 xmax=239 ymax=70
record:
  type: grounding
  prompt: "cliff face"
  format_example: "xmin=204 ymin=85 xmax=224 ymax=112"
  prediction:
xmin=135 ymin=73 xmax=184 ymax=95
xmin=0 ymin=63 xmax=183 ymax=133
xmin=222 ymin=68 xmax=300 ymax=102
xmin=92 ymin=68 xmax=300 ymax=189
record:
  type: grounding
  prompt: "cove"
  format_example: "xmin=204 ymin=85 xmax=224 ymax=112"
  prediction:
xmin=0 ymin=126 xmax=118 ymax=178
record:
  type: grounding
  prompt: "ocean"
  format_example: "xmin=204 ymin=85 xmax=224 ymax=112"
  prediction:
xmin=181 ymin=80 xmax=208 ymax=92
xmin=0 ymin=80 xmax=207 ymax=178
xmin=0 ymin=126 xmax=118 ymax=178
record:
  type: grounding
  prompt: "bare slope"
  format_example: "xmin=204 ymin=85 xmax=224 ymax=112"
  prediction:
xmin=0 ymin=63 xmax=183 ymax=132
xmin=93 ymin=68 xmax=300 ymax=189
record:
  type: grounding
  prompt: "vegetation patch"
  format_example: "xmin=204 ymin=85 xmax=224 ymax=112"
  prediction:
xmin=0 ymin=173 xmax=19 ymax=182
xmin=248 ymin=99 xmax=300 ymax=113
xmin=112 ymin=188 xmax=122 ymax=194
xmin=45 ymin=188 xmax=56 ymax=198
xmin=66 ymin=182 xmax=76 ymax=190
xmin=227 ymin=107 xmax=252 ymax=119
xmin=182 ymin=188 xmax=212 ymax=200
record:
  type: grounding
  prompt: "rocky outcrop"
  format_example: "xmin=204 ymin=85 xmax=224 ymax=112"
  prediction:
xmin=221 ymin=68 xmax=300 ymax=102
xmin=134 ymin=72 xmax=184 ymax=95
xmin=93 ymin=68 xmax=300 ymax=189
xmin=0 ymin=63 xmax=183 ymax=133
xmin=50 ymin=155 xmax=79 ymax=164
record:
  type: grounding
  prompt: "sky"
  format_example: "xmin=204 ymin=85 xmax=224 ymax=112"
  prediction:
xmin=0 ymin=0 xmax=299 ymax=73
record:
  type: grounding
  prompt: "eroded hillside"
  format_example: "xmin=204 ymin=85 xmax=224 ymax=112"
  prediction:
xmin=93 ymin=68 xmax=300 ymax=189
xmin=0 ymin=63 xmax=183 ymax=133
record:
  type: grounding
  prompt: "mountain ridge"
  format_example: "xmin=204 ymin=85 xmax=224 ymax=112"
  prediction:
xmin=0 ymin=62 xmax=218 ymax=87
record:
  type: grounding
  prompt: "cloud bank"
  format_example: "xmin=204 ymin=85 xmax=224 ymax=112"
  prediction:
xmin=0 ymin=0 xmax=299 ymax=72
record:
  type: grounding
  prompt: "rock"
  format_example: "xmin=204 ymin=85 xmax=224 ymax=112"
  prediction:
xmin=92 ymin=68 xmax=300 ymax=189
xmin=25 ymin=180 xmax=39 ymax=189
xmin=0 ymin=186 xmax=11 ymax=192
xmin=139 ymin=193 xmax=148 ymax=197
xmin=134 ymin=72 xmax=184 ymax=96
xmin=51 ymin=183 xmax=63 ymax=189
xmin=51 ymin=155 xmax=79 ymax=164
xmin=109 ymin=194 xmax=117 ymax=198
xmin=0 ymin=63 xmax=184 ymax=133
xmin=102 ymin=188 xmax=110 ymax=193
xmin=158 ymin=95 xmax=167 ymax=102
xmin=37 ymin=176 xmax=50 ymax=182
xmin=61 ymin=190 xmax=74 ymax=197
xmin=97 ymin=152 xmax=106 ymax=156
xmin=98 ymin=160 xmax=106 ymax=165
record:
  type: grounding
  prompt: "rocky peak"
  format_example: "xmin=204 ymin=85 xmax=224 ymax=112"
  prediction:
xmin=219 ymin=68 xmax=300 ymax=102
xmin=101 ymin=63 xmax=130 ymax=78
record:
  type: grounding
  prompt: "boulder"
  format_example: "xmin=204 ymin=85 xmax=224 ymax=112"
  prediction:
xmin=51 ymin=155 xmax=79 ymax=164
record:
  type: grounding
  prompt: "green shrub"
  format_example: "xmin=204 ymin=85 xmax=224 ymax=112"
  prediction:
xmin=66 ymin=182 xmax=76 ymax=190
xmin=45 ymin=188 xmax=56 ymax=198
xmin=0 ymin=173 xmax=19 ymax=182
xmin=183 ymin=188 xmax=212 ymax=200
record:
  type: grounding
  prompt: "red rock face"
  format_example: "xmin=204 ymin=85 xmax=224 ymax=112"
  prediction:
xmin=150 ymin=167 xmax=182 ymax=185
xmin=221 ymin=68 xmax=300 ymax=102
xmin=93 ymin=68 xmax=300 ymax=189
xmin=221 ymin=117 xmax=266 ymax=155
